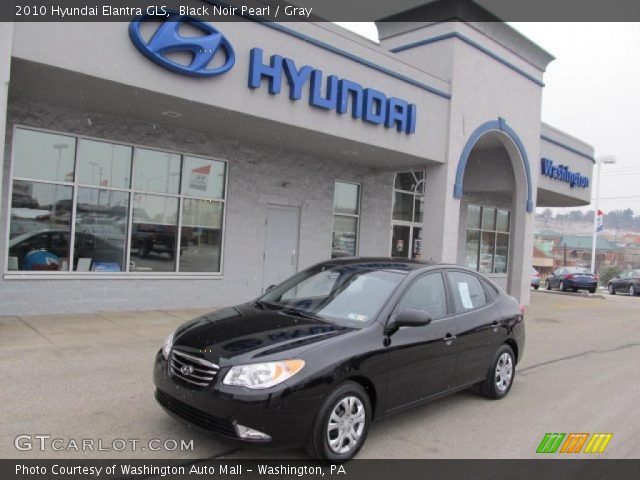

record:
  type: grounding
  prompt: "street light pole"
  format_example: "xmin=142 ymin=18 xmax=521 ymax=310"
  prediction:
xmin=591 ymin=155 xmax=617 ymax=274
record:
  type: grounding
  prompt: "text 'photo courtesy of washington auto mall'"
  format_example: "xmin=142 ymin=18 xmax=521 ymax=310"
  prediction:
xmin=0 ymin=0 xmax=639 ymax=478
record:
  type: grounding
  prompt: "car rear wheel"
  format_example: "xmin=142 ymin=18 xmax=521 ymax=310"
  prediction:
xmin=608 ymin=284 xmax=616 ymax=295
xmin=588 ymin=288 xmax=596 ymax=294
xmin=306 ymin=381 xmax=371 ymax=461
xmin=480 ymin=344 xmax=515 ymax=400
xmin=533 ymin=285 xmax=539 ymax=290
xmin=630 ymin=285 xmax=637 ymax=296
xmin=545 ymin=280 xmax=551 ymax=290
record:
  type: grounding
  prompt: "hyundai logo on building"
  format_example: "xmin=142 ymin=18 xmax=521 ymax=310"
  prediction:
xmin=129 ymin=13 xmax=235 ymax=77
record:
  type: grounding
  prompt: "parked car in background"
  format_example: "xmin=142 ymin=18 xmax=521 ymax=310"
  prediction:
xmin=531 ymin=267 xmax=541 ymax=290
xmin=607 ymin=270 xmax=640 ymax=296
xmin=154 ymin=258 xmax=525 ymax=461
xmin=545 ymin=267 xmax=597 ymax=293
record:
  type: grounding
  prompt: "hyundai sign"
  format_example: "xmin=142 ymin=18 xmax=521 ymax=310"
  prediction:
xmin=129 ymin=14 xmax=417 ymax=135
xmin=541 ymin=158 xmax=589 ymax=188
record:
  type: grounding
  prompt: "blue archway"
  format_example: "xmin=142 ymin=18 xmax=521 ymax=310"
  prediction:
xmin=453 ymin=118 xmax=534 ymax=213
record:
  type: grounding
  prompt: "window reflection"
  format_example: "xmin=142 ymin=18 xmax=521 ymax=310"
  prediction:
xmin=74 ymin=188 xmax=129 ymax=271
xmin=13 ymin=129 xmax=76 ymax=183
xmin=333 ymin=182 xmax=360 ymax=215
xmin=8 ymin=181 xmax=73 ymax=270
xmin=77 ymin=140 xmax=132 ymax=189
xmin=180 ymin=199 xmax=223 ymax=272
xmin=130 ymin=194 xmax=178 ymax=272
xmin=133 ymin=149 xmax=181 ymax=194
xmin=332 ymin=216 xmax=358 ymax=258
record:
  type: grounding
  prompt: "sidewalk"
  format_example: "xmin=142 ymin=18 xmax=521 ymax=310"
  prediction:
xmin=0 ymin=307 xmax=216 ymax=351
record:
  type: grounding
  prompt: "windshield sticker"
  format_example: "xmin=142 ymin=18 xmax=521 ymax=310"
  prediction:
xmin=347 ymin=313 xmax=369 ymax=321
xmin=458 ymin=282 xmax=474 ymax=309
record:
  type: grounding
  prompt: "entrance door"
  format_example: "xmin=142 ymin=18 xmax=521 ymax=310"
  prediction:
xmin=262 ymin=205 xmax=300 ymax=291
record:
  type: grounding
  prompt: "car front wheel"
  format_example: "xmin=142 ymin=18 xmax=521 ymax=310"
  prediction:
xmin=560 ymin=281 xmax=566 ymax=291
xmin=608 ymin=284 xmax=616 ymax=295
xmin=480 ymin=344 xmax=516 ymax=400
xmin=546 ymin=280 xmax=551 ymax=290
xmin=307 ymin=381 xmax=371 ymax=461
xmin=630 ymin=285 xmax=637 ymax=296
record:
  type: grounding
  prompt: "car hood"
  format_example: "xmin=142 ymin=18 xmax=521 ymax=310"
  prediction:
xmin=172 ymin=303 xmax=355 ymax=366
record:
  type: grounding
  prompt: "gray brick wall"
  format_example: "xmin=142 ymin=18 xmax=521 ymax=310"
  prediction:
xmin=0 ymin=100 xmax=395 ymax=316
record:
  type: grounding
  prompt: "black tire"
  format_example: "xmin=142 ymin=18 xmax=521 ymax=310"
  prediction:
xmin=572 ymin=288 xmax=578 ymax=292
xmin=608 ymin=284 xmax=616 ymax=295
xmin=306 ymin=381 xmax=372 ymax=462
xmin=588 ymin=288 xmax=596 ymax=294
xmin=533 ymin=285 xmax=539 ymax=290
xmin=545 ymin=280 xmax=551 ymax=290
xmin=479 ymin=344 xmax=516 ymax=400
xmin=630 ymin=285 xmax=637 ymax=296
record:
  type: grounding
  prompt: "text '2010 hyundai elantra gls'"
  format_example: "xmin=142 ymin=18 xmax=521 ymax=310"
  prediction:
xmin=154 ymin=258 xmax=525 ymax=461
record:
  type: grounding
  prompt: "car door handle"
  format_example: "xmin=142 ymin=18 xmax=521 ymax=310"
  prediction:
xmin=443 ymin=334 xmax=456 ymax=345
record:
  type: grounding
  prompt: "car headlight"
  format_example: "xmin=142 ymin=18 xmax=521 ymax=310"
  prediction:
xmin=162 ymin=332 xmax=174 ymax=360
xmin=223 ymin=360 xmax=305 ymax=389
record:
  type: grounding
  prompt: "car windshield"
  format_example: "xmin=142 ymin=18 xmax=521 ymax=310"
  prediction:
xmin=259 ymin=264 xmax=408 ymax=327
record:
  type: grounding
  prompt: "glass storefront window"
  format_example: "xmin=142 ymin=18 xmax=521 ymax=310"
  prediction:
xmin=13 ymin=129 xmax=76 ymax=183
xmin=181 ymin=156 xmax=226 ymax=199
xmin=333 ymin=182 xmax=360 ymax=216
xmin=496 ymin=209 xmax=510 ymax=233
xmin=77 ymin=139 xmax=132 ymax=189
xmin=465 ymin=204 xmax=510 ymax=274
xmin=393 ymin=192 xmax=413 ymax=222
xmin=332 ymin=182 xmax=360 ymax=258
xmin=392 ymin=170 xmax=425 ymax=259
xmin=481 ymin=207 xmax=496 ymax=230
xmin=133 ymin=149 xmax=181 ymax=194
xmin=465 ymin=229 xmax=480 ymax=270
xmin=7 ymin=128 xmax=228 ymax=275
xmin=74 ymin=188 xmax=129 ymax=271
xmin=180 ymin=198 xmax=224 ymax=272
xmin=130 ymin=194 xmax=179 ymax=272
xmin=467 ymin=204 xmax=481 ymax=229
xmin=8 ymin=181 xmax=73 ymax=270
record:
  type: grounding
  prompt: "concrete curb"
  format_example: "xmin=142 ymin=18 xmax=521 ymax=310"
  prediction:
xmin=533 ymin=289 xmax=606 ymax=300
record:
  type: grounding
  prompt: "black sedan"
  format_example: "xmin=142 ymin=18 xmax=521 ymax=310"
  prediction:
xmin=154 ymin=258 xmax=524 ymax=461
xmin=545 ymin=266 xmax=597 ymax=293
xmin=608 ymin=269 xmax=640 ymax=296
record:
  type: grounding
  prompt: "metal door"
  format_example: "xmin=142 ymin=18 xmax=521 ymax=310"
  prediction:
xmin=262 ymin=205 xmax=300 ymax=292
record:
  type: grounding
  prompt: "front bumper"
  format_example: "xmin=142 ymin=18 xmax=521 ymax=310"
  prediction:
xmin=153 ymin=351 xmax=321 ymax=449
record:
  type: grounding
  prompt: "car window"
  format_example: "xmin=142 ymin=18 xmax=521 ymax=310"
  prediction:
xmin=481 ymin=277 xmax=499 ymax=301
xmin=448 ymin=271 xmax=487 ymax=313
xmin=396 ymin=273 xmax=447 ymax=319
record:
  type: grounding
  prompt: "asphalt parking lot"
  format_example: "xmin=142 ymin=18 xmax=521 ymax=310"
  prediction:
xmin=1 ymin=291 xmax=639 ymax=459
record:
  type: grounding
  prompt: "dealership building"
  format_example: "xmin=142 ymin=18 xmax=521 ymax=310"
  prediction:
xmin=0 ymin=8 xmax=596 ymax=315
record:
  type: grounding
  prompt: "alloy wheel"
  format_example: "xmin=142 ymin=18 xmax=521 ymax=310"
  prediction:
xmin=327 ymin=396 xmax=366 ymax=455
xmin=495 ymin=352 xmax=513 ymax=393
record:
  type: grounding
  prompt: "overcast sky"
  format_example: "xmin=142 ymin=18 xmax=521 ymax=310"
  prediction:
xmin=336 ymin=22 xmax=640 ymax=215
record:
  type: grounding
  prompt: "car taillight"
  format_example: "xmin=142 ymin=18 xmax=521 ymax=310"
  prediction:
xmin=567 ymin=274 xmax=575 ymax=279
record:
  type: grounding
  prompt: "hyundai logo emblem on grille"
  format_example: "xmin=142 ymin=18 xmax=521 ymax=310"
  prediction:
xmin=129 ymin=12 xmax=235 ymax=77
xmin=180 ymin=365 xmax=194 ymax=376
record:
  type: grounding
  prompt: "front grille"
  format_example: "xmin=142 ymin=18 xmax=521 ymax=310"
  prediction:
xmin=155 ymin=389 xmax=237 ymax=437
xmin=169 ymin=349 xmax=219 ymax=388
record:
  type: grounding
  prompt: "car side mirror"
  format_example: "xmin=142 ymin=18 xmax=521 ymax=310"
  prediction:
xmin=386 ymin=309 xmax=432 ymax=336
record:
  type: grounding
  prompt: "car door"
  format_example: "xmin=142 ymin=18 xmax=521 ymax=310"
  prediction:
xmin=551 ymin=268 xmax=563 ymax=288
xmin=446 ymin=270 xmax=501 ymax=386
xmin=384 ymin=271 xmax=458 ymax=411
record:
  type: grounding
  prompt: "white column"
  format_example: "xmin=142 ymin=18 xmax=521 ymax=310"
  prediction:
xmin=0 ymin=22 xmax=15 ymax=224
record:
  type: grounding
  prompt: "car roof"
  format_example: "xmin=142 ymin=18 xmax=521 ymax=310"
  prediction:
xmin=315 ymin=256 xmax=442 ymax=272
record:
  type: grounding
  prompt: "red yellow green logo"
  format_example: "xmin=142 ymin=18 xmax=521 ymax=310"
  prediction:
xmin=537 ymin=433 xmax=613 ymax=454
